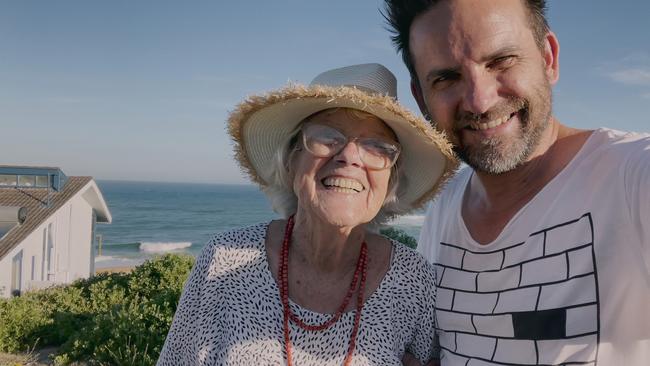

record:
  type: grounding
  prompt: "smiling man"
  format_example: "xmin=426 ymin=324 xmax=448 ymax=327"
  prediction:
xmin=384 ymin=0 xmax=650 ymax=365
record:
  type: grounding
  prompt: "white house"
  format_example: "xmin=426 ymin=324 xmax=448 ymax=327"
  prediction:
xmin=0 ymin=166 xmax=111 ymax=298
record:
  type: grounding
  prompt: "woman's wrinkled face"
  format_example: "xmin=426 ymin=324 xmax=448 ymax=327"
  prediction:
xmin=290 ymin=108 xmax=397 ymax=228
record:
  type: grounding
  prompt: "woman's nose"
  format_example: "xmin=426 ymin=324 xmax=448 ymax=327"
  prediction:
xmin=334 ymin=140 xmax=363 ymax=167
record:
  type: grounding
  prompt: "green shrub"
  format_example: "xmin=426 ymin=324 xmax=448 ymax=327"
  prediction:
xmin=55 ymin=300 xmax=172 ymax=365
xmin=127 ymin=253 xmax=194 ymax=309
xmin=0 ymin=254 xmax=195 ymax=365
xmin=380 ymin=227 xmax=418 ymax=249
xmin=0 ymin=294 xmax=51 ymax=352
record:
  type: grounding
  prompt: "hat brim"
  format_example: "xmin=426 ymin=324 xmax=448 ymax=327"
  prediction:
xmin=228 ymin=84 xmax=458 ymax=212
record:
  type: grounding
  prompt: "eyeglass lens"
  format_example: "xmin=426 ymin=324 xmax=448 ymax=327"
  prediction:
xmin=301 ymin=124 xmax=400 ymax=169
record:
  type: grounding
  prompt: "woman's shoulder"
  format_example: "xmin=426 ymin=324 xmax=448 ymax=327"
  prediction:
xmin=206 ymin=221 xmax=270 ymax=249
xmin=388 ymin=240 xmax=436 ymax=284
xmin=193 ymin=221 xmax=271 ymax=276
xmin=389 ymin=239 xmax=430 ymax=266
xmin=197 ymin=222 xmax=270 ymax=264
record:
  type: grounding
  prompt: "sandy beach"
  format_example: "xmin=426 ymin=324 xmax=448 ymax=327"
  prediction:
xmin=94 ymin=255 xmax=146 ymax=274
xmin=95 ymin=265 xmax=135 ymax=274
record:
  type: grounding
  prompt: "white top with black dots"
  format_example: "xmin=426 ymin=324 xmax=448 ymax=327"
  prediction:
xmin=158 ymin=222 xmax=437 ymax=365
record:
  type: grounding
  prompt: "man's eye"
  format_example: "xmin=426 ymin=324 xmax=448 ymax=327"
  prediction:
xmin=434 ymin=76 xmax=448 ymax=84
xmin=431 ymin=74 xmax=457 ymax=89
xmin=491 ymin=56 xmax=516 ymax=69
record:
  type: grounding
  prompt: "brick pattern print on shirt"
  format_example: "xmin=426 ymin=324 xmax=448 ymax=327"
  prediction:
xmin=435 ymin=213 xmax=600 ymax=365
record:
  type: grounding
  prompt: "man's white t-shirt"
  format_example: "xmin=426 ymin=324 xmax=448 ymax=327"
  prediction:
xmin=419 ymin=128 xmax=650 ymax=366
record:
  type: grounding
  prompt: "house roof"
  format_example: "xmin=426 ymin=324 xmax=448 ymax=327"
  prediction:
xmin=0 ymin=176 xmax=111 ymax=261
xmin=0 ymin=165 xmax=61 ymax=170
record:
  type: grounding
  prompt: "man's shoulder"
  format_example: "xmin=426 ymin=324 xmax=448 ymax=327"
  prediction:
xmin=419 ymin=167 xmax=470 ymax=247
xmin=593 ymin=128 xmax=650 ymax=150
xmin=585 ymin=128 xmax=650 ymax=167
xmin=430 ymin=166 xmax=472 ymax=206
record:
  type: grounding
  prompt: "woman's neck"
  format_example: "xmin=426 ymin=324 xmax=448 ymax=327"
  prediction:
xmin=291 ymin=211 xmax=366 ymax=273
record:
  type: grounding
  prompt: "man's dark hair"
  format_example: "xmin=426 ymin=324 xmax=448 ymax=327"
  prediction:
xmin=382 ymin=0 xmax=549 ymax=80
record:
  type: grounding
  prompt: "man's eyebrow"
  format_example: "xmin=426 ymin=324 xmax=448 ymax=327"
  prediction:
xmin=425 ymin=67 xmax=460 ymax=83
xmin=481 ymin=45 xmax=521 ymax=63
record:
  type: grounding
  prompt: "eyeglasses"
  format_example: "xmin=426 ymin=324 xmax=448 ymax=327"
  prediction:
xmin=300 ymin=124 xmax=401 ymax=170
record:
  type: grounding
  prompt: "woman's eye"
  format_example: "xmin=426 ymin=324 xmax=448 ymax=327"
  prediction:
xmin=318 ymin=137 xmax=342 ymax=146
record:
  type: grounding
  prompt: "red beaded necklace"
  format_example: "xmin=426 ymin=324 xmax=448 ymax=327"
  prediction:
xmin=279 ymin=215 xmax=368 ymax=366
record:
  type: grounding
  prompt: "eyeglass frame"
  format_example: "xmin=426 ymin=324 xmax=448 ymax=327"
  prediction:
xmin=298 ymin=123 xmax=402 ymax=170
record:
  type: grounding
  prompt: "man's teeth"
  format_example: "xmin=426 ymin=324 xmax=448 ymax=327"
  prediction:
xmin=470 ymin=115 xmax=511 ymax=131
xmin=322 ymin=177 xmax=364 ymax=192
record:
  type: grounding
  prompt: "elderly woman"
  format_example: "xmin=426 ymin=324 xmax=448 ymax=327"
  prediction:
xmin=157 ymin=63 xmax=457 ymax=365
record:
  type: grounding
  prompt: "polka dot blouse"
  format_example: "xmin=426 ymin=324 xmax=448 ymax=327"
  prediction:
xmin=157 ymin=222 xmax=437 ymax=365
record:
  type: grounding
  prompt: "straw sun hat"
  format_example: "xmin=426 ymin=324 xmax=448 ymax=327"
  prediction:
xmin=228 ymin=63 xmax=458 ymax=211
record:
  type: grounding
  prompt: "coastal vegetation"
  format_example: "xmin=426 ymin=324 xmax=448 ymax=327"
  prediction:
xmin=0 ymin=228 xmax=416 ymax=365
xmin=380 ymin=227 xmax=417 ymax=249
xmin=0 ymin=254 xmax=194 ymax=365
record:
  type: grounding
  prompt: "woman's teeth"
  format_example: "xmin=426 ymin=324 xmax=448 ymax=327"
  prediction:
xmin=322 ymin=177 xmax=364 ymax=193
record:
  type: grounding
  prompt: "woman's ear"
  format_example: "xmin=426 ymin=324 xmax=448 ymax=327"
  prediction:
xmin=285 ymin=153 xmax=294 ymax=173
xmin=285 ymin=144 xmax=299 ymax=174
xmin=284 ymin=130 xmax=303 ymax=185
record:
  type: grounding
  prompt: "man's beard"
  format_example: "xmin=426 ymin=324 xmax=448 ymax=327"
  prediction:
xmin=453 ymin=81 xmax=552 ymax=175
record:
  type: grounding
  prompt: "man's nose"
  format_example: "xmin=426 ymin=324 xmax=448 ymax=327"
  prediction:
xmin=460 ymin=70 xmax=498 ymax=115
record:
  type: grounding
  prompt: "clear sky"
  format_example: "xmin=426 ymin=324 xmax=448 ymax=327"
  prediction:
xmin=2 ymin=0 xmax=649 ymax=184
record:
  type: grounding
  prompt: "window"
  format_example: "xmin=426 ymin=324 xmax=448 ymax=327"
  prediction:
xmin=31 ymin=256 xmax=36 ymax=281
xmin=41 ymin=228 xmax=47 ymax=281
xmin=11 ymin=251 xmax=23 ymax=296
xmin=18 ymin=175 xmax=36 ymax=187
xmin=46 ymin=223 xmax=55 ymax=281
xmin=0 ymin=174 xmax=17 ymax=186
xmin=35 ymin=175 xmax=49 ymax=187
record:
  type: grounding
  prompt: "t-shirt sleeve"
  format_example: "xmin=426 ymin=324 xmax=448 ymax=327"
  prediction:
xmin=157 ymin=240 xmax=217 ymax=365
xmin=417 ymin=168 xmax=468 ymax=264
xmin=418 ymin=201 xmax=438 ymax=262
xmin=406 ymin=259 xmax=438 ymax=364
xmin=623 ymin=134 xmax=650 ymax=269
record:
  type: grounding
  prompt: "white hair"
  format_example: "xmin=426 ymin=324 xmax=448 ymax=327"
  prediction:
xmin=261 ymin=108 xmax=411 ymax=230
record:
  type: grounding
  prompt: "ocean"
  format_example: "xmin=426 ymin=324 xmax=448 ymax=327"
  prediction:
xmin=94 ymin=181 xmax=425 ymax=268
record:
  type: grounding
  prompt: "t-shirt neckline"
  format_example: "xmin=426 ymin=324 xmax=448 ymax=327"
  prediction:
xmin=456 ymin=128 xmax=603 ymax=249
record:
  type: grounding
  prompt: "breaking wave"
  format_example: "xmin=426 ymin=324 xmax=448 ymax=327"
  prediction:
xmin=139 ymin=242 xmax=192 ymax=253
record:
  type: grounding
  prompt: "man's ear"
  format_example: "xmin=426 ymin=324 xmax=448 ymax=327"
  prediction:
xmin=542 ymin=31 xmax=560 ymax=85
xmin=411 ymin=78 xmax=431 ymax=121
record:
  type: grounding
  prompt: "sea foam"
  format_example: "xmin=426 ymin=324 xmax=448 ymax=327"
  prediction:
xmin=139 ymin=242 xmax=192 ymax=253
xmin=388 ymin=214 xmax=425 ymax=226
xmin=95 ymin=255 xmax=145 ymax=269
